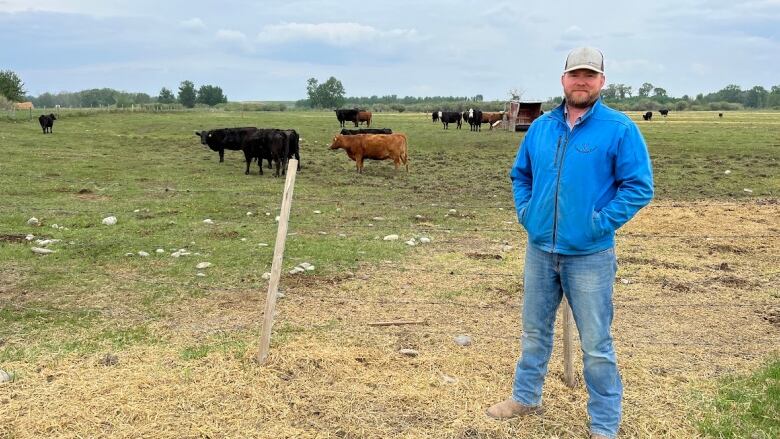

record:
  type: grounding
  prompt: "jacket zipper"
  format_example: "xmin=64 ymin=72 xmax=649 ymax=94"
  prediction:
xmin=551 ymin=129 xmax=571 ymax=252
xmin=553 ymin=136 xmax=562 ymax=168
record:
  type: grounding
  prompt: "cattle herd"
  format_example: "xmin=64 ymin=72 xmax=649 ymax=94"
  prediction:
xmin=431 ymin=109 xmax=505 ymax=131
xmin=195 ymin=127 xmax=300 ymax=177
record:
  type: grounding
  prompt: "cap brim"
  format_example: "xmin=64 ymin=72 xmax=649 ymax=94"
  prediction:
xmin=564 ymin=64 xmax=603 ymax=74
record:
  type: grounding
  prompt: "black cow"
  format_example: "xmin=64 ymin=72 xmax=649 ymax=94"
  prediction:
xmin=237 ymin=129 xmax=289 ymax=177
xmin=466 ymin=108 xmax=483 ymax=132
xmin=340 ymin=128 xmax=393 ymax=135
xmin=432 ymin=111 xmax=439 ymax=123
xmin=38 ymin=113 xmax=56 ymax=134
xmin=439 ymin=111 xmax=462 ymax=129
xmin=281 ymin=129 xmax=301 ymax=171
xmin=642 ymin=111 xmax=653 ymax=121
xmin=659 ymin=109 xmax=669 ymax=117
xmin=195 ymin=127 xmax=258 ymax=163
xmin=719 ymin=112 xmax=723 ymax=118
xmin=335 ymin=108 xmax=360 ymax=128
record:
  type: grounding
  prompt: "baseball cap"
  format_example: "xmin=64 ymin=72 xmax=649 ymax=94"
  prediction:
xmin=564 ymin=47 xmax=604 ymax=74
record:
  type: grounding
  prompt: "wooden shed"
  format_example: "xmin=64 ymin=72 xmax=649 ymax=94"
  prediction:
xmin=505 ymin=101 xmax=543 ymax=131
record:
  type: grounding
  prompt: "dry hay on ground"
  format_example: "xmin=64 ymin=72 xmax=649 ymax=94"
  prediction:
xmin=1 ymin=200 xmax=778 ymax=438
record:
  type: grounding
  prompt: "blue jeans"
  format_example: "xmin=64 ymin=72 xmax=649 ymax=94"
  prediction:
xmin=513 ymin=244 xmax=622 ymax=438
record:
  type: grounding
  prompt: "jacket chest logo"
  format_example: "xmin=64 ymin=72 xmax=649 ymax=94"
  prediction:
xmin=575 ymin=143 xmax=598 ymax=153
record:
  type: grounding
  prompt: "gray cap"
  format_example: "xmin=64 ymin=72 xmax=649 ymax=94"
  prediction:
xmin=564 ymin=47 xmax=604 ymax=74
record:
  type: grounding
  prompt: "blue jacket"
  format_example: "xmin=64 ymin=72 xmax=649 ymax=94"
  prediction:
xmin=510 ymin=99 xmax=654 ymax=255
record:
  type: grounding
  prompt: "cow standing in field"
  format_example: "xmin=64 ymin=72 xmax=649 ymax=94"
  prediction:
xmin=335 ymin=108 xmax=360 ymax=127
xmin=38 ymin=114 xmax=56 ymax=133
xmin=341 ymin=128 xmax=393 ymax=135
xmin=659 ymin=109 xmax=669 ymax=117
xmin=238 ymin=129 xmax=289 ymax=177
xmin=432 ymin=111 xmax=439 ymax=123
xmin=642 ymin=111 xmax=653 ymax=121
xmin=466 ymin=108 xmax=483 ymax=131
xmin=481 ymin=111 xmax=504 ymax=129
xmin=358 ymin=110 xmax=372 ymax=127
xmin=439 ymin=111 xmax=462 ymax=129
xmin=329 ymin=133 xmax=409 ymax=173
xmin=195 ymin=127 xmax=258 ymax=163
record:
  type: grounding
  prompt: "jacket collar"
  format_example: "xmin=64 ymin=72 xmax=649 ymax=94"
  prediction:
xmin=551 ymin=98 xmax=603 ymax=126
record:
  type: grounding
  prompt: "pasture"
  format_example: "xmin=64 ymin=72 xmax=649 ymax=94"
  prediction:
xmin=0 ymin=110 xmax=778 ymax=438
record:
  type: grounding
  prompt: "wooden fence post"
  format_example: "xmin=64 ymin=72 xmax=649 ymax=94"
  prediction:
xmin=257 ymin=159 xmax=299 ymax=364
xmin=562 ymin=298 xmax=577 ymax=387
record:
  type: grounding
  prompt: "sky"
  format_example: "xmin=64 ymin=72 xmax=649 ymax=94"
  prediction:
xmin=2 ymin=0 xmax=779 ymax=102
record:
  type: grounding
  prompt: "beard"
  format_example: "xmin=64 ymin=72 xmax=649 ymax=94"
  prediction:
xmin=564 ymin=89 xmax=600 ymax=109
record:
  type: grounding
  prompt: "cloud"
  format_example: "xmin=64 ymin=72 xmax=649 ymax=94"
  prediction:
xmin=179 ymin=17 xmax=206 ymax=32
xmin=215 ymin=29 xmax=253 ymax=52
xmin=256 ymin=22 xmax=418 ymax=47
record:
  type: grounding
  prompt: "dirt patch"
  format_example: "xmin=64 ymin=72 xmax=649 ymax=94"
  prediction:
xmin=466 ymin=252 xmax=503 ymax=260
xmin=0 ymin=234 xmax=27 ymax=243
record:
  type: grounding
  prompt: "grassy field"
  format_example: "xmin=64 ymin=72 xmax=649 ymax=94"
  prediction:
xmin=0 ymin=109 xmax=778 ymax=438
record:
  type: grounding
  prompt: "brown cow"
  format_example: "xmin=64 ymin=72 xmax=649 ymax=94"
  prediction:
xmin=329 ymin=133 xmax=409 ymax=174
xmin=358 ymin=110 xmax=372 ymax=127
xmin=13 ymin=101 xmax=34 ymax=110
xmin=480 ymin=111 xmax=504 ymax=129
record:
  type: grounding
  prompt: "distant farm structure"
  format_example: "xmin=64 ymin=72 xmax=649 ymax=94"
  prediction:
xmin=505 ymin=101 xmax=543 ymax=131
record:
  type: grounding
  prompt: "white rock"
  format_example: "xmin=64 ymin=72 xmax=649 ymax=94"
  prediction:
xmin=336 ymin=208 xmax=341 ymax=212
xmin=246 ymin=211 xmax=253 ymax=216
xmin=454 ymin=335 xmax=472 ymax=346
xmin=383 ymin=234 xmax=399 ymax=241
xmin=196 ymin=272 xmax=206 ymax=277
xmin=743 ymin=188 xmax=753 ymax=193
xmin=276 ymin=291 xmax=285 ymax=299
xmin=448 ymin=209 xmax=457 ymax=214
xmin=138 ymin=251 xmax=150 ymax=257
xmin=318 ymin=231 xmax=328 ymax=235
xmin=501 ymin=245 xmax=513 ymax=252
xmin=203 ymin=219 xmax=214 ymax=224
xmin=155 ymin=249 xmax=165 ymax=254
xmin=258 ymin=243 xmax=269 ymax=247
xmin=314 ymin=210 xmax=322 ymax=214
xmin=195 ymin=262 xmax=212 ymax=269
xmin=620 ymin=278 xmax=631 ymax=285
xmin=265 ymin=212 xmax=271 ymax=216
xmin=419 ymin=237 xmax=431 ymax=244
xmin=415 ymin=215 xmax=423 ymax=219
xmin=299 ymin=262 xmax=313 ymax=269
xmin=125 ymin=252 xmax=134 ymax=257
xmin=405 ymin=239 xmax=416 ymax=246
xmin=171 ymin=251 xmax=182 ymax=258
xmin=262 ymin=272 xmax=272 ymax=280
xmin=724 ymin=170 xmax=731 ymax=175
xmin=35 ymin=239 xmax=60 ymax=247
xmin=439 ymin=373 xmax=458 ymax=384
xmin=133 ymin=209 xmax=140 ymax=213
xmin=372 ymin=216 xmax=385 ymax=221
xmin=289 ymin=267 xmax=305 ymax=275
xmin=399 ymin=348 xmax=419 ymax=357
xmin=338 ymin=233 xmax=347 ymax=238
xmin=31 ymin=247 xmax=55 ymax=255
xmin=0 ymin=370 xmax=12 ymax=383
xmin=51 ymin=224 xmax=59 ymax=229
xmin=305 ymin=265 xmax=315 ymax=271
xmin=368 ymin=223 xmax=374 ymax=227
xmin=26 ymin=217 xmax=40 ymax=226
xmin=275 ymin=216 xmax=280 ymax=222
xmin=102 ymin=216 xmax=117 ymax=226
xmin=25 ymin=234 xmax=34 ymax=241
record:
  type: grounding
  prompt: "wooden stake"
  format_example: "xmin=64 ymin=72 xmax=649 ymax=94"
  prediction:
xmin=257 ymin=159 xmax=298 ymax=365
xmin=562 ymin=298 xmax=577 ymax=387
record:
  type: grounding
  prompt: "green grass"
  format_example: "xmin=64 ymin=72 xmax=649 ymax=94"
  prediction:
xmin=698 ymin=359 xmax=780 ymax=438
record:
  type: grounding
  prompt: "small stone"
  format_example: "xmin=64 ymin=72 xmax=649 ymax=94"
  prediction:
xmin=314 ymin=210 xmax=322 ymax=214
xmin=299 ymin=262 xmax=313 ymax=269
xmin=405 ymin=239 xmax=416 ymax=246
xmin=125 ymin=252 xmax=134 ymax=257
xmin=448 ymin=209 xmax=457 ymax=214
xmin=101 ymin=216 xmax=117 ymax=226
xmin=399 ymin=348 xmax=419 ymax=357
xmin=51 ymin=224 xmax=59 ymax=229
xmin=203 ymin=219 xmax=214 ymax=224
xmin=196 ymin=272 xmax=206 ymax=277
xmin=258 ymin=243 xmax=269 ymax=247
xmin=305 ymin=265 xmax=315 ymax=271
xmin=289 ymin=267 xmax=305 ymax=275
xmin=246 ymin=211 xmax=253 ymax=216
xmin=133 ymin=209 xmax=140 ymax=213
xmin=318 ymin=231 xmax=328 ymax=235
xmin=25 ymin=234 xmax=34 ymax=240
xmin=31 ymin=247 xmax=55 ymax=255
xmin=265 ymin=212 xmax=271 ymax=216
xmin=35 ymin=239 xmax=60 ymax=247
xmin=419 ymin=237 xmax=431 ymax=244
xmin=171 ymin=251 xmax=182 ymax=258
xmin=383 ymin=234 xmax=399 ymax=241
xmin=454 ymin=335 xmax=472 ymax=346
xmin=262 ymin=272 xmax=271 ymax=280
xmin=502 ymin=245 xmax=513 ymax=252
xmin=137 ymin=251 xmax=150 ymax=257
xmin=724 ymin=170 xmax=731 ymax=175
xmin=338 ymin=233 xmax=347 ymax=238
xmin=372 ymin=216 xmax=385 ymax=221
xmin=275 ymin=216 xmax=280 ymax=222
xmin=100 ymin=353 xmax=119 ymax=366
xmin=241 ymin=238 xmax=247 ymax=241
xmin=743 ymin=188 xmax=753 ymax=193
xmin=620 ymin=278 xmax=631 ymax=285
xmin=0 ymin=369 xmax=13 ymax=383
xmin=27 ymin=217 xmax=40 ymax=226
xmin=440 ymin=373 xmax=458 ymax=384
xmin=155 ymin=249 xmax=165 ymax=254
xmin=276 ymin=292 xmax=285 ymax=299
xmin=196 ymin=262 xmax=212 ymax=269
xmin=415 ymin=215 xmax=423 ymax=219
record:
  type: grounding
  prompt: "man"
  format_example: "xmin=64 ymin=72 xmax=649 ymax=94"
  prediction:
xmin=486 ymin=47 xmax=654 ymax=438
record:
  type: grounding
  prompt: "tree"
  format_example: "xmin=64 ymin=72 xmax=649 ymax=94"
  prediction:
xmin=196 ymin=85 xmax=228 ymax=106
xmin=652 ymin=87 xmax=667 ymax=98
xmin=744 ymin=85 xmax=768 ymax=108
xmin=601 ymin=84 xmax=619 ymax=100
xmin=638 ymin=82 xmax=654 ymax=98
xmin=0 ymin=70 xmax=26 ymax=102
xmin=305 ymin=76 xmax=345 ymax=108
xmin=178 ymin=80 xmax=196 ymax=108
xmin=158 ymin=87 xmax=176 ymax=104
xmin=508 ymin=87 xmax=525 ymax=100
